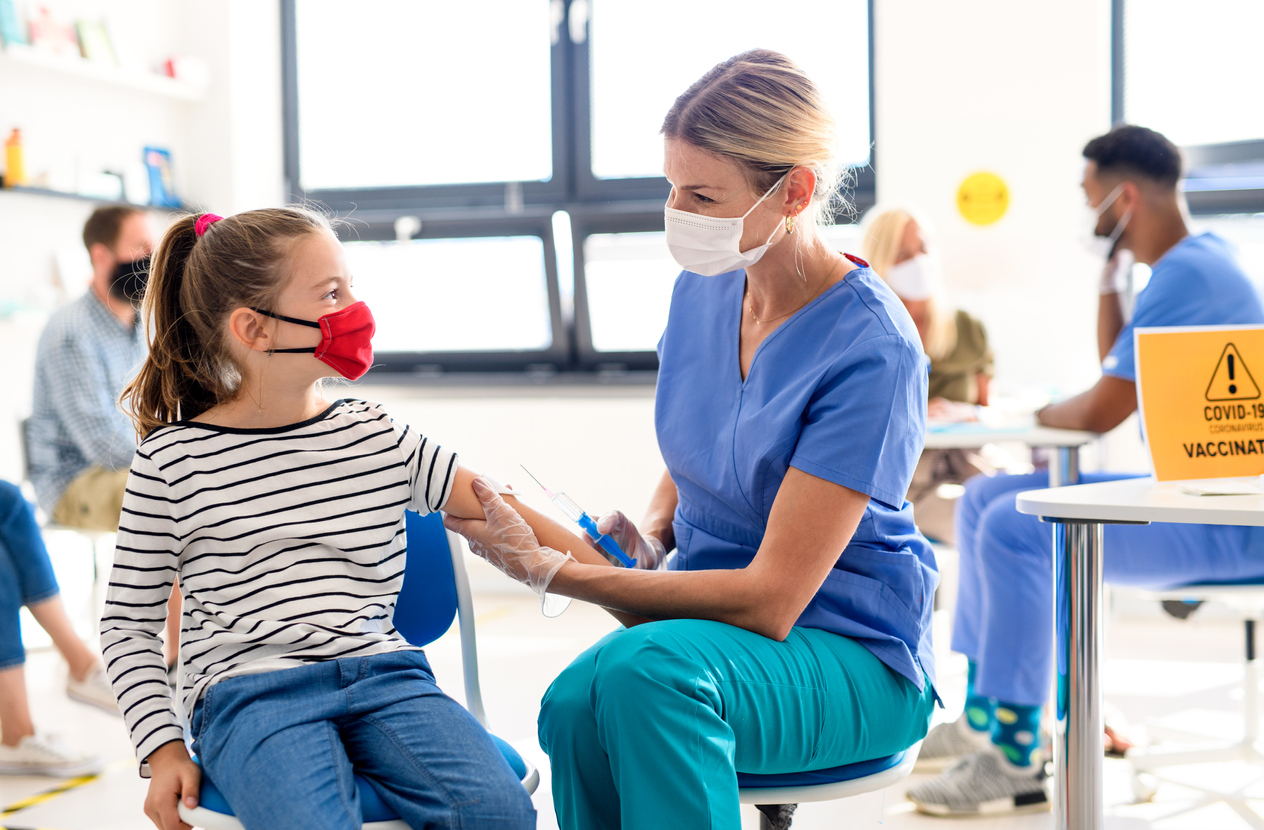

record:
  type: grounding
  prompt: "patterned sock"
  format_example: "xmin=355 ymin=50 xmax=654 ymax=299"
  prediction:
xmin=992 ymin=701 xmax=1043 ymax=767
xmin=963 ymin=660 xmax=994 ymax=735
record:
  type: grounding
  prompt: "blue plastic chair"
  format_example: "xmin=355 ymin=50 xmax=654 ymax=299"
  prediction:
xmin=737 ymin=741 xmax=922 ymax=828
xmin=179 ymin=511 xmax=538 ymax=830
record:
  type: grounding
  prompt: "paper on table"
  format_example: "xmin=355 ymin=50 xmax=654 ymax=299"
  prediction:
xmin=1177 ymin=477 xmax=1264 ymax=496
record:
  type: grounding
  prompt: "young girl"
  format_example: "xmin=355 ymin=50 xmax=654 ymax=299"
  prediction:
xmin=100 ymin=207 xmax=604 ymax=830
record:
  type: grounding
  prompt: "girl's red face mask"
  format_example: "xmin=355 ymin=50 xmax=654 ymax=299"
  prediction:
xmin=253 ymin=301 xmax=376 ymax=380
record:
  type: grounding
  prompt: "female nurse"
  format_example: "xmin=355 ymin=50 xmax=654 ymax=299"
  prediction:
xmin=446 ymin=49 xmax=939 ymax=830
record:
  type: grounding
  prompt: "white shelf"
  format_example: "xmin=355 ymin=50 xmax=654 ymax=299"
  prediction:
xmin=1 ymin=43 xmax=205 ymax=102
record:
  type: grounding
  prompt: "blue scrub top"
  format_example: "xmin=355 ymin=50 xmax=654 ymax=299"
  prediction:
xmin=1104 ymin=233 xmax=1264 ymax=380
xmin=655 ymin=255 xmax=938 ymax=694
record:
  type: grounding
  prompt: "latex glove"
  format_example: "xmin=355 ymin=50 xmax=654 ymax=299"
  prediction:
xmin=595 ymin=510 xmax=667 ymax=570
xmin=443 ymin=477 xmax=573 ymax=600
xmin=1100 ymin=247 xmax=1135 ymax=295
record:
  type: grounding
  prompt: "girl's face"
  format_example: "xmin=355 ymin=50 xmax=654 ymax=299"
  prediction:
xmin=266 ymin=231 xmax=358 ymax=363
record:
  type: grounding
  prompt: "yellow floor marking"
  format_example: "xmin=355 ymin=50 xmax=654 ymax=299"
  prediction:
xmin=0 ymin=773 xmax=96 ymax=817
xmin=1 ymin=758 xmax=130 ymax=827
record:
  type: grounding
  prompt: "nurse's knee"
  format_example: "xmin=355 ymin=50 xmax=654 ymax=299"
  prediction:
xmin=589 ymin=624 xmax=706 ymax=712
xmin=539 ymin=656 xmax=597 ymax=754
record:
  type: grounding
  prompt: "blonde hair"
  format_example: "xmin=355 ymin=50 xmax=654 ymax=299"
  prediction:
xmin=661 ymin=49 xmax=849 ymax=228
xmin=860 ymin=206 xmax=958 ymax=361
xmin=121 ymin=207 xmax=335 ymax=437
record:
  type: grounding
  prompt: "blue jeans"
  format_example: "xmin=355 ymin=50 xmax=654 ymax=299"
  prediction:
xmin=539 ymin=621 xmax=935 ymax=830
xmin=952 ymin=470 xmax=1264 ymax=705
xmin=190 ymin=650 xmax=535 ymax=830
xmin=0 ymin=481 xmax=60 ymax=669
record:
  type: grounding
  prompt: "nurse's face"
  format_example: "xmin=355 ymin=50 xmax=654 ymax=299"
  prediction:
xmin=663 ymin=138 xmax=785 ymax=253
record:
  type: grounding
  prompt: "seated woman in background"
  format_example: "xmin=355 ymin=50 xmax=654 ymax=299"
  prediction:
xmin=862 ymin=207 xmax=994 ymax=544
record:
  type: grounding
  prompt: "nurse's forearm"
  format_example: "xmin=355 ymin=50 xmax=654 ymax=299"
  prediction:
xmin=640 ymin=469 xmax=679 ymax=551
xmin=1098 ymin=292 xmax=1124 ymax=362
xmin=548 ymin=562 xmax=778 ymax=639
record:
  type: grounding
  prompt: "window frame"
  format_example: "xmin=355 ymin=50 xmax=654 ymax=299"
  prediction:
xmin=280 ymin=0 xmax=877 ymax=377
xmin=1113 ymin=0 xmax=1264 ymax=216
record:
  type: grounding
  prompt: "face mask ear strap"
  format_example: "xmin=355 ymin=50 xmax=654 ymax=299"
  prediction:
xmin=251 ymin=307 xmax=321 ymax=329
xmin=742 ymin=172 xmax=792 ymax=220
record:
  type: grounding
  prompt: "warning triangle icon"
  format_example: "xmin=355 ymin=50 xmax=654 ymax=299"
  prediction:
xmin=1205 ymin=343 xmax=1261 ymax=401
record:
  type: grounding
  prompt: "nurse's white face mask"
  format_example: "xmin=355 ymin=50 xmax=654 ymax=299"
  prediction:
xmin=1081 ymin=183 xmax=1133 ymax=259
xmin=664 ymin=175 xmax=787 ymax=276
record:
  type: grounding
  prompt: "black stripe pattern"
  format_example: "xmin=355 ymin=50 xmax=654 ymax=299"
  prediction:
xmin=99 ymin=399 xmax=457 ymax=767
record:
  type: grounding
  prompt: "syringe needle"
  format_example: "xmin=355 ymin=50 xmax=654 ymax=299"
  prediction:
xmin=519 ymin=465 xmax=553 ymax=498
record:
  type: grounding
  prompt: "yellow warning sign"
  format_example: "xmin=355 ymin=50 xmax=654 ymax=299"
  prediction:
xmin=1137 ymin=326 xmax=1264 ymax=481
xmin=1205 ymin=343 xmax=1260 ymax=401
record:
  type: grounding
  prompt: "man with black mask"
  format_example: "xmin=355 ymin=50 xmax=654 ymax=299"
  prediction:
xmin=30 ymin=205 xmax=151 ymax=533
xmin=29 ymin=207 xmax=181 ymax=665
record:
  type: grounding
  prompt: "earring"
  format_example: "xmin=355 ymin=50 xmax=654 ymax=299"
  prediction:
xmin=785 ymin=214 xmax=795 ymax=235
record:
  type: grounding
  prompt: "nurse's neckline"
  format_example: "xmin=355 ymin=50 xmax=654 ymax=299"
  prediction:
xmin=746 ymin=252 xmax=846 ymax=325
xmin=736 ymin=256 xmax=862 ymax=385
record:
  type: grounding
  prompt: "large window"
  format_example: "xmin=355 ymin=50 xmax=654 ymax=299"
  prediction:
xmin=283 ymin=0 xmax=875 ymax=376
xmin=1117 ymin=0 xmax=1264 ymax=215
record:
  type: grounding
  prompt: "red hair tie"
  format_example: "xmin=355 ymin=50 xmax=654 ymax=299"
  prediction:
xmin=194 ymin=213 xmax=223 ymax=238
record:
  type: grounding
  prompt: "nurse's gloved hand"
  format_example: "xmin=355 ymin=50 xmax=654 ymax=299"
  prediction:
xmin=595 ymin=510 xmax=667 ymax=570
xmin=1100 ymin=248 xmax=1135 ymax=295
xmin=444 ymin=478 xmax=574 ymax=600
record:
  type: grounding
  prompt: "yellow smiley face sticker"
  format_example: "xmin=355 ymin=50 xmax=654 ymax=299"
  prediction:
xmin=957 ymin=171 xmax=1009 ymax=226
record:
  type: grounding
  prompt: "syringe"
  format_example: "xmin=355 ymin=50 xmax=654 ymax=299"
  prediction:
xmin=521 ymin=466 xmax=637 ymax=568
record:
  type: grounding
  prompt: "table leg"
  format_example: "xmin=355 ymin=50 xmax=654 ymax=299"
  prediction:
xmin=1048 ymin=446 xmax=1082 ymax=488
xmin=1053 ymin=520 xmax=1104 ymax=830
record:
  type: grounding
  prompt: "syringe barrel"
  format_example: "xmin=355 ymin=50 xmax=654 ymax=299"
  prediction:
xmin=551 ymin=492 xmax=585 ymax=523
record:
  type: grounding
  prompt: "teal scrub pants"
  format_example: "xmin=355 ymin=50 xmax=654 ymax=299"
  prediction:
xmin=538 ymin=619 xmax=935 ymax=830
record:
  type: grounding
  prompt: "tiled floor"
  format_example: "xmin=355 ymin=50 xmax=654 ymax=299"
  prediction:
xmin=6 ymin=531 xmax=1264 ymax=829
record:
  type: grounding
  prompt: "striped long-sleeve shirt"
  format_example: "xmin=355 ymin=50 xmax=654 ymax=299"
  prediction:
xmin=99 ymin=399 xmax=457 ymax=769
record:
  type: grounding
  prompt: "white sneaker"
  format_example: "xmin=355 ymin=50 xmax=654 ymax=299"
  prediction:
xmin=915 ymin=714 xmax=991 ymax=773
xmin=66 ymin=664 xmax=120 ymax=715
xmin=0 ymin=735 xmax=103 ymax=777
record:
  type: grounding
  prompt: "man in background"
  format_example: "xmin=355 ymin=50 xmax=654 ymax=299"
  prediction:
xmin=909 ymin=125 xmax=1264 ymax=817
xmin=29 ymin=205 xmax=179 ymax=661
xmin=30 ymin=205 xmax=149 ymax=530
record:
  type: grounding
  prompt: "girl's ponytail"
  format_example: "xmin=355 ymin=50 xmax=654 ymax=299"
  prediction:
xmin=120 ymin=206 xmax=334 ymax=438
xmin=122 ymin=214 xmax=212 ymax=437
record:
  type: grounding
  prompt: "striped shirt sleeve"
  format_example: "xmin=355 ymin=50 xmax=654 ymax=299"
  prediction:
xmin=100 ymin=447 xmax=184 ymax=771
xmin=388 ymin=412 xmax=457 ymax=515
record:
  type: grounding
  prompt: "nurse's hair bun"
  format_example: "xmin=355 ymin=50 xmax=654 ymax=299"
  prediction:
xmin=662 ymin=49 xmax=848 ymax=226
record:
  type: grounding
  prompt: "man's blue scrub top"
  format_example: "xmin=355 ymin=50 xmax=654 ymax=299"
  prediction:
xmin=655 ymin=256 xmax=939 ymax=694
xmin=1104 ymin=233 xmax=1264 ymax=380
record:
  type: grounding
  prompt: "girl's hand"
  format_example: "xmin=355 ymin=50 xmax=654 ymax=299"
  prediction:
xmin=145 ymin=740 xmax=199 ymax=830
xmin=444 ymin=478 xmax=574 ymax=599
xmin=595 ymin=510 xmax=667 ymax=570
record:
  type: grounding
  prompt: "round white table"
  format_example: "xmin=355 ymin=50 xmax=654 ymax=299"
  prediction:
xmin=1015 ymin=477 xmax=1264 ymax=830
xmin=925 ymin=424 xmax=1097 ymax=486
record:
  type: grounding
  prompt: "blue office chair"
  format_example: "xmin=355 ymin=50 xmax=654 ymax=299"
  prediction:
xmin=179 ymin=511 xmax=538 ymax=830
xmin=737 ymin=741 xmax=922 ymax=829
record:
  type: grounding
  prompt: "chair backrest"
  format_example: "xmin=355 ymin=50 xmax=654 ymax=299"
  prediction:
xmin=393 ymin=510 xmax=461 ymax=647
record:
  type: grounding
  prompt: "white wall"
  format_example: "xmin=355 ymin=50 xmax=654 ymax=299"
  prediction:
xmin=0 ymin=0 xmax=285 ymax=480
xmin=871 ymin=0 xmax=1160 ymax=471
xmin=875 ymin=0 xmax=1113 ymax=397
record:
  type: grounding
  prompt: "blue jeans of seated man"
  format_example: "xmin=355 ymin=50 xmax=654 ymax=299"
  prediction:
xmin=190 ymin=650 xmax=535 ymax=830
xmin=0 ymin=481 xmax=60 ymax=669
xmin=539 ymin=619 xmax=936 ymax=830
xmin=952 ymin=470 xmax=1264 ymax=707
